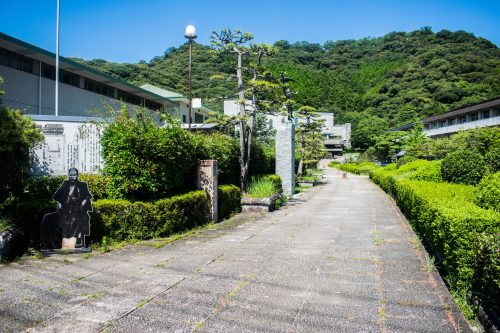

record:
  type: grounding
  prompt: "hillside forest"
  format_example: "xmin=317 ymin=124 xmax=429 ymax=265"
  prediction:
xmin=71 ymin=28 xmax=500 ymax=149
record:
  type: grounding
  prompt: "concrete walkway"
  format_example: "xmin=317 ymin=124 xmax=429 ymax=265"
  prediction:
xmin=0 ymin=168 xmax=469 ymax=333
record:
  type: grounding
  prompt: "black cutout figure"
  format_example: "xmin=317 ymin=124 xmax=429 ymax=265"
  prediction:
xmin=41 ymin=168 xmax=92 ymax=251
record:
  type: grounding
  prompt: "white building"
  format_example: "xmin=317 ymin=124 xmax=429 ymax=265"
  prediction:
xmin=0 ymin=32 xmax=212 ymax=175
xmin=223 ymin=100 xmax=351 ymax=156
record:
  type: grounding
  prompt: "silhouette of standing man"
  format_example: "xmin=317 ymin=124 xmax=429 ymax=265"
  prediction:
xmin=52 ymin=167 xmax=92 ymax=249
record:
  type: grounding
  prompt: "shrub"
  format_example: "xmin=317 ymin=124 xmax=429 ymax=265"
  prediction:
xmin=263 ymin=174 xmax=282 ymax=194
xmin=249 ymin=141 xmax=275 ymax=177
xmin=246 ymin=177 xmax=278 ymax=198
xmin=485 ymin=145 xmax=500 ymax=172
xmin=91 ymin=190 xmax=210 ymax=242
xmin=194 ymin=133 xmax=240 ymax=185
xmin=337 ymin=162 xmax=379 ymax=175
xmin=411 ymin=160 xmax=442 ymax=182
xmin=23 ymin=174 xmax=111 ymax=201
xmin=0 ymin=108 xmax=43 ymax=205
xmin=327 ymin=161 xmax=341 ymax=168
xmin=100 ymin=109 xmax=204 ymax=200
xmin=396 ymin=155 xmax=417 ymax=169
xmin=441 ymin=150 xmax=488 ymax=185
xmin=370 ymin=168 xmax=500 ymax=316
xmin=79 ymin=174 xmax=111 ymax=200
xmin=218 ymin=185 xmax=241 ymax=220
xmin=474 ymin=172 xmax=500 ymax=213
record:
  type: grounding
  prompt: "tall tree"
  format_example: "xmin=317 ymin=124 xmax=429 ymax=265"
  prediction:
xmin=295 ymin=106 xmax=325 ymax=177
xmin=210 ymin=29 xmax=278 ymax=192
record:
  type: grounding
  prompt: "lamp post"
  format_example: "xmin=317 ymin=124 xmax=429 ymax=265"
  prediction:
xmin=185 ymin=25 xmax=197 ymax=130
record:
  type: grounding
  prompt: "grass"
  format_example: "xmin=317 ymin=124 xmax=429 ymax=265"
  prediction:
xmin=245 ymin=177 xmax=277 ymax=198
xmin=422 ymin=252 xmax=435 ymax=273
xmin=372 ymin=230 xmax=382 ymax=247
xmin=0 ymin=217 xmax=11 ymax=232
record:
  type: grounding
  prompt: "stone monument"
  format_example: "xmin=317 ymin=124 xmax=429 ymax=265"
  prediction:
xmin=197 ymin=160 xmax=218 ymax=222
xmin=275 ymin=117 xmax=296 ymax=196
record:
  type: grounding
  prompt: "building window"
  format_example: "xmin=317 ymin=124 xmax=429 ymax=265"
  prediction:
xmin=182 ymin=115 xmax=186 ymax=123
xmin=60 ymin=69 xmax=80 ymax=87
xmin=42 ymin=63 xmax=56 ymax=80
xmin=458 ymin=116 xmax=466 ymax=124
xmin=482 ymin=110 xmax=490 ymax=119
xmin=440 ymin=120 xmax=447 ymax=127
xmin=195 ymin=112 xmax=204 ymax=123
xmin=85 ymin=78 xmax=114 ymax=98
xmin=145 ymin=99 xmax=162 ymax=110
xmin=0 ymin=48 xmax=33 ymax=73
xmin=117 ymin=89 xmax=141 ymax=106
xmin=470 ymin=113 xmax=478 ymax=121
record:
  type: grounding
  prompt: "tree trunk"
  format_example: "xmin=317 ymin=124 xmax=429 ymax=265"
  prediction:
xmin=298 ymin=130 xmax=306 ymax=178
xmin=236 ymin=51 xmax=248 ymax=193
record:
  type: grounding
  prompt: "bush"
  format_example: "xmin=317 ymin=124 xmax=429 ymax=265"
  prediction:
xmin=411 ymin=160 xmax=442 ymax=182
xmin=370 ymin=167 xmax=500 ymax=316
xmin=79 ymin=174 xmax=111 ymax=200
xmin=246 ymin=177 xmax=278 ymax=198
xmin=485 ymin=145 xmax=500 ymax=172
xmin=396 ymin=155 xmax=417 ymax=168
xmin=23 ymin=174 xmax=111 ymax=201
xmin=101 ymin=109 xmax=204 ymax=200
xmin=263 ymin=174 xmax=282 ymax=194
xmin=218 ymin=185 xmax=241 ymax=220
xmin=249 ymin=141 xmax=275 ymax=177
xmin=474 ymin=172 xmax=500 ymax=213
xmin=337 ymin=162 xmax=379 ymax=175
xmin=441 ymin=150 xmax=488 ymax=185
xmin=91 ymin=190 xmax=210 ymax=242
xmin=327 ymin=161 xmax=341 ymax=168
xmin=194 ymin=133 xmax=240 ymax=185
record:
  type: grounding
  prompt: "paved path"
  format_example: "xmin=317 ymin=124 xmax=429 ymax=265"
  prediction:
xmin=0 ymin=168 xmax=469 ymax=333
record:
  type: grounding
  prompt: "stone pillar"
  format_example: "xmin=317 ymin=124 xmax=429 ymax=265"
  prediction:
xmin=197 ymin=160 xmax=218 ymax=222
xmin=275 ymin=119 xmax=295 ymax=196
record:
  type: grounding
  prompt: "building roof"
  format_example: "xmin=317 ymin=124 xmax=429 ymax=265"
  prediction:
xmin=141 ymin=84 xmax=214 ymax=115
xmin=423 ymin=97 xmax=500 ymax=123
xmin=0 ymin=32 xmax=175 ymax=106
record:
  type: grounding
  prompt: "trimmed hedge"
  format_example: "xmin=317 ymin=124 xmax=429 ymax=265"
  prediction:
xmin=485 ymin=145 xmax=500 ymax=172
xmin=14 ymin=190 xmax=211 ymax=246
xmin=263 ymin=174 xmax=283 ymax=194
xmin=441 ymin=150 xmax=488 ymax=185
xmin=474 ymin=172 xmax=500 ymax=213
xmin=91 ymin=190 xmax=210 ymax=242
xmin=396 ymin=155 xmax=417 ymax=169
xmin=370 ymin=166 xmax=500 ymax=313
xmin=22 ymin=174 xmax=110 ymax=201
xmin=218 ymin=185 xmax=241 ymax=220
xmin=336 ymin=162 xmax=380 ymax=175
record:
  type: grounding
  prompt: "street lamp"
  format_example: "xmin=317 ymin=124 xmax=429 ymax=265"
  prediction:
xmin=185 ymin=25 xmax=197 ymax=130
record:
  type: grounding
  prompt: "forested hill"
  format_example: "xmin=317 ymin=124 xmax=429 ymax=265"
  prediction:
xmin=71 ymin=28 xmax=500 ymax=148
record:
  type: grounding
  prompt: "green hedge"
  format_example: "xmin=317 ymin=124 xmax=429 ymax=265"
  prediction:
xmin=474 ymin=172 xmax=500 ymax=213
xmin=218 ymin=185 xmax=241 ymax=220
xmin=263 ymin=174 xmax=282 ymax=194
xmin=370 ymin=166 xmax=500 ymax=313
xmin=22 ymin=174 xmax=110 ymax=201
xmin=441 ymin=150 xmax=488 ymax=185
xmin=91 ymin=190 xmax=210 ymax=242
xmin=336 ymin=162 xmax=380 ymax=175
xmin=14 ymin=190 xmax=211 ymax=246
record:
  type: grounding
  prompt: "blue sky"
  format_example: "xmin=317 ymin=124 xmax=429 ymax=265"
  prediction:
xmin=1 ymin=0 xmax=499 ymax=63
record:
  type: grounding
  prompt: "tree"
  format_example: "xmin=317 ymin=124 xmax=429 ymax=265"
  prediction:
xmin=295 ymin=106 xmax=325 ymax=177
xmin=0 ymin=77 xmax=44 ymax=208
xmin=210 ymin=29 xmax=278 ymax=192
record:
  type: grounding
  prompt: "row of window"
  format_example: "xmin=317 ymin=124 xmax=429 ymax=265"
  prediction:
xmin=1 ymin=47 xmax=163 ymax=110
xmin=182 ymin=113 xmax=205 ymax=124
xmin=425 ymin=109 xmax=500 ymax=129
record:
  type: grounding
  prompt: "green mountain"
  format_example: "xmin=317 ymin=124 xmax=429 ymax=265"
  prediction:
xmin=71 ymin=28 xmax=500 ymax=148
